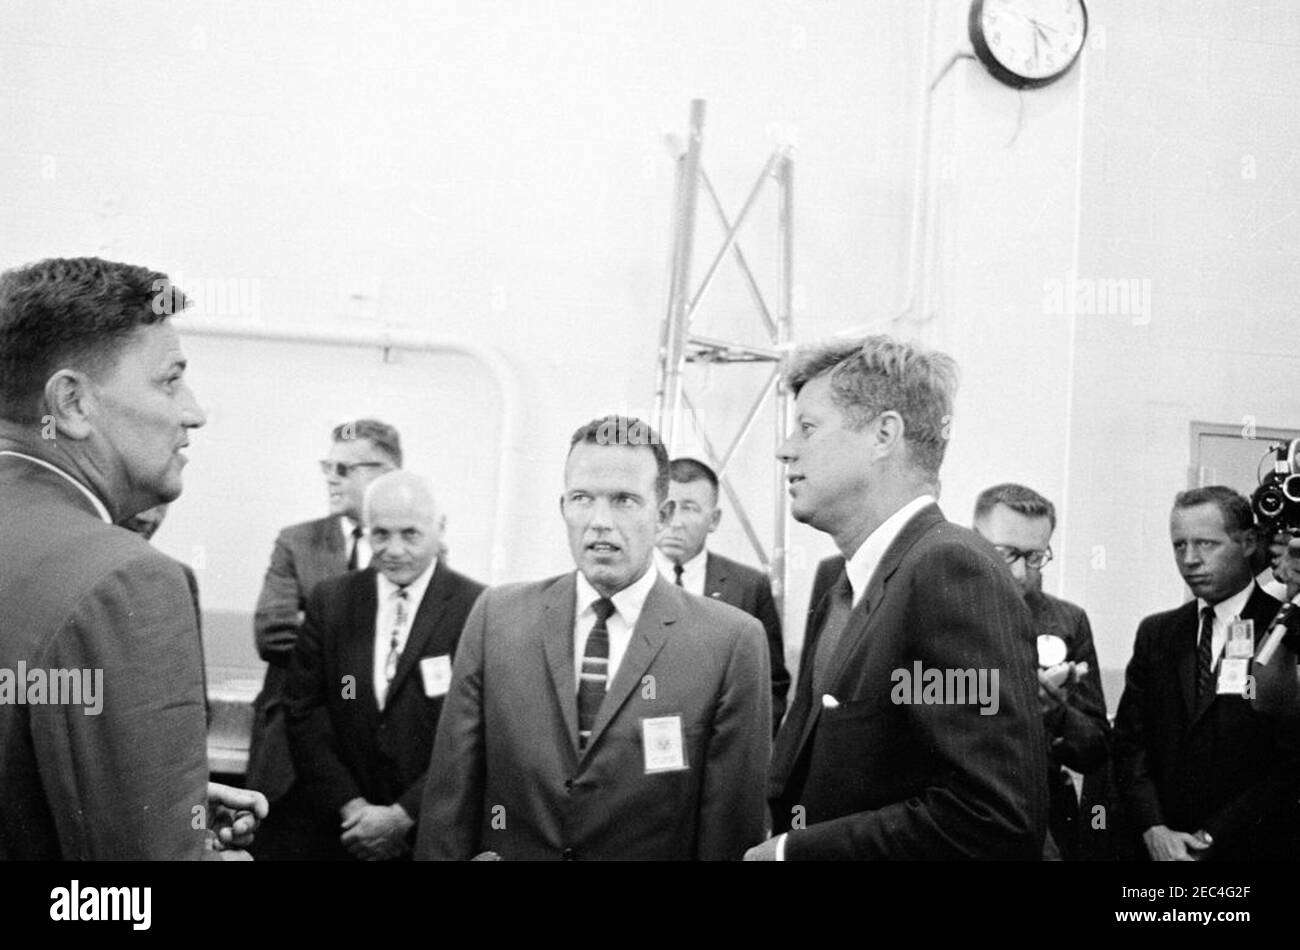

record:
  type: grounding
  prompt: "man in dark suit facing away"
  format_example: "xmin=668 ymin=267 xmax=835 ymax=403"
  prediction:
xmin=417 ymin=416 xmax=770 ymax=861
xmin=655 ymin=456 xmax=791 ymax=735
xmin=286 ymin=470 xmax=483 ymax=860
xmin=247 ymin=417 xmax=401 ymax=858
xmin=1113 ymin=485 xmax=1300 ymax=861
xmin=0 ymin=256 xmax=264 ymax=859
xmin=749 ymin=334 xmax=1047 ymax=861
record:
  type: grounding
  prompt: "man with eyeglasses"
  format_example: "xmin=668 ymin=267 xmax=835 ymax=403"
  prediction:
xmin=1113 ymin=486 xmax=1299 ymax=861
xmin=973 ymin=483 xmax=1109 ymax=860
xmin=247 ymin=418 xmax=402 ymax=859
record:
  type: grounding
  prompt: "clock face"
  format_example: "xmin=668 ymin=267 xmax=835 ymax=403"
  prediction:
xmin=976 ymin=0 xmax=1087 ymax=84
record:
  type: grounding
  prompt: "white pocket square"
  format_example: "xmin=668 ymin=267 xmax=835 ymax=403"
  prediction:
xmin=821 ymin=694 xmax=840 ymax=709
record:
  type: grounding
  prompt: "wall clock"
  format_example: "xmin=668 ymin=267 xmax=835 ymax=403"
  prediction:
xmin=969 ymin=0 xmax=1089 ymax=89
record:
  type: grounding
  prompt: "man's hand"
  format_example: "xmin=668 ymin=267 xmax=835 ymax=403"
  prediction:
xmin=743 ymin=835 xmax=783 ymax=861
xmin=1142 ymin=824 xmax=1212 ymax=861
xmin=339 ymin=802 xmax=414 ymax=861
xmin=1037 ymin=661 xmax=1087 ymax=713
xmin=207 ymin=782 xmax=269 ymax=851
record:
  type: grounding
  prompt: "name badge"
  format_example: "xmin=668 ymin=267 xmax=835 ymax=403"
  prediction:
xmin=641 ymin=715 xmax=688 ymax=773
xmin=419 ymin=655 xmax=452 ymax=698
xmin=1217 ymin=657 xmax=1250 ymax=696
xmin=1226 ymin=619 xmax=1255 ymax=659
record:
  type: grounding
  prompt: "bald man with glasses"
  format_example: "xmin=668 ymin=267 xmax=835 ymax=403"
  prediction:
xmin=973 ymin=483 xmax=1109 ymax=860
xmin=247 ymin=418 xmax=402 ymax=859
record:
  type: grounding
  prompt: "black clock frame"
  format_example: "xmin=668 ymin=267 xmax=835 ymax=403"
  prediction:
xmin=968 ymin=0 xmax=1089 ymax=90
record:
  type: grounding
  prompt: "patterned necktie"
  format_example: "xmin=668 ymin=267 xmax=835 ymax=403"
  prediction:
xmin=382 ymin=587 xmax=409 ymax=706
xmin=673 ymin=562 xmax=684 ymax=587
xmin=577 ymin=598 xmax=616 ymax=751
xmin=1195 ymin=605 xmax=1216 ymax=710
xmin=347 ymin=526 xmax=363 ymax=571
xmin=812 ymin=572 xmax=855 ymax=699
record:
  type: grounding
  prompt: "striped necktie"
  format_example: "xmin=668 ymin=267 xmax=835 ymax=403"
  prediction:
xmin=1195 ymin=605 xmax=1216 ymax=711
xmin=381 ymin=587 xmax=409 ymax=708
xmin=577 ymin=598 xmax=616 ymax=751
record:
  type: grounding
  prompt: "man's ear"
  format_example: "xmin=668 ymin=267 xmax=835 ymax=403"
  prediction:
xmin=708 ymin=507 xmax=722 ymax=533
xmin=657 ymin=498 xmax=676 ymax=530
xmin=43 ymin=369 xmax=95 ymax=441
xmin=872 ymin=410 xmax=906 ymax=457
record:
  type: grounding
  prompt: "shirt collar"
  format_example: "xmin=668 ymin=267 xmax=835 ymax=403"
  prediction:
xmin=576 ymin=560 xmax=659 ymax=627
xmin=1198 ymin=579 xmax=1255 ymax=623
xmin=0 ymin=450 xmax=111 ymax=523
xmin=844 ymin=494 xmax=935 ymax=605
xmin=376 ymin=558 xmax=438 ymax=607
xmin=654 ymin=545 xmax=707 ymax=577
xmin=341 ymin=515 xmax=363 ymax=539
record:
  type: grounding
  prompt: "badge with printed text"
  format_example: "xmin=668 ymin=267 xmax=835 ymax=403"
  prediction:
xmin=419 ymin=655 xmax=452 ymax=698
xmin=1225 ymin=619 xmax=1255 ymax=659
xmin=641 ymin=715 xmax=688 ymax=773
xmin=1217 ymin=657 xmax=1250 ymax=696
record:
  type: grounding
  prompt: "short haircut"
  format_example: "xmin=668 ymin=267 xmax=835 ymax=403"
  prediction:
xmin=787 ymin=334 xmax=959 ymax=479
xmin=0 ymin=257 xmax=186 ymax=423
xmin=1173 ymin=485 xmax=1254 ymax=538
xmin=670 ymin=457 xmax=719 ymax=499
xmin=974 ymin=483 xmax=1057 ymax=531
xmin=332 ymin=418 xmax=403 ymax=467
xmin=568 ymin=415 xmax=670 ymax=502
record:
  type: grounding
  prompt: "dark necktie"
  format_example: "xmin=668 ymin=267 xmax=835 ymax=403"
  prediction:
xmin=1195 ymin=605 xmax=1216 ymax=710
xmin=577 ymin=598 xmax=616 ymax=751
xmin=673 ymin=562 xmax=684 ymax=587
xmin=347 ymin=526 xmax=363 ymax=571
xmin=812 ymin=572 xmax=855 ymax=698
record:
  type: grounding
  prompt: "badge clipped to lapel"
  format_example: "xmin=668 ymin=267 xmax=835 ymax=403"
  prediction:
xmin=419 ymin=655 xmax=452 ymax=698
xmin=641 ymin=715 xmax=688 ymax=774
xmin=1217 ymin=619 xmax=1255 ymax=696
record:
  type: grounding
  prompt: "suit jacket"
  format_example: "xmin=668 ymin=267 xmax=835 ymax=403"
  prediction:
xmin=769 ymin=503 xmax=1048 ymax=860
xmin=415 ymin=572 xmax=771 ymax=861
xmin=285 ymin=564 xmax=484 ymax=837
xmin=1112 ymin=583 xmax=1300 ymax=860
xmin=247 ymin=515 xmax=349 ymax=801
xmin=0 ymin=453 xmax=210 ymax=859
xmin=1025 ymin=589 xmax=1110 ymax=860
xmin=703 ymin=551 xmax=792 ymax=734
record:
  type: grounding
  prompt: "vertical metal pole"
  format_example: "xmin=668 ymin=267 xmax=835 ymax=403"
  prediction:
xmin=653 ymin=99 xmax=705 ymax=452
xmin=772 ymin=152 xmax=794 ymax=615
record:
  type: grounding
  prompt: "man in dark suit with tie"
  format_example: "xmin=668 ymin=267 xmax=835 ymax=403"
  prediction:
xmin=1113 ymin=486 xmax=1300 ymax=861
xmin=285 ymin=470 xmax=483 ymax=860
xmin=973 ymin=483 xmax=1110 ymax=860
xmin=749 ymin=334 xmax=1047 ymax=861
xmin=416 ymin=416 xmax=770 ymax=861
xmin=655 ymin=456 xmax=791 ymax=735
xmin=0 ymin=256 xmax=264 ymax=859
xmin=247 ymin=418 xmax=401 ymax=858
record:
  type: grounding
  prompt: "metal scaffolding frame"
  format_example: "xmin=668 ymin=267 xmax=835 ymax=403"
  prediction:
xmin=652 ymin=99 xmax=795 ymax=612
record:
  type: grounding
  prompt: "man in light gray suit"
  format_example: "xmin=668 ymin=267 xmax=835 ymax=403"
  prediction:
xmin=416 ymin=415 xmax=770 ymax=861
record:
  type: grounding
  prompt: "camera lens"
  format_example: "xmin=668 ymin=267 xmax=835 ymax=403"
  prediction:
xmin=1255 ymin=486 xmax=1286 ymax=518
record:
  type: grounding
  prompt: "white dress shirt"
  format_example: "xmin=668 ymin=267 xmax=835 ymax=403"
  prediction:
xmin=573 ymin=563 xmax=659 ymax=690
xmin=843 ymin=494 xmax=936 ymax=607
xmin=342 ymin=515 xmax=371 ymax=569
xmin=654 ymin=547 xmax=707 ymax=596
xmin=0 ymin=450 xmax=111 ymax=523
xmin=373 ymin=560 xmax=437 ymax=709
xmin=1197 ymin=580 xmax=1255 ymax=666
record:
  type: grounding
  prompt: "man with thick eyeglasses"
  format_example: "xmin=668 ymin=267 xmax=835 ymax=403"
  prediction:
xmin=247 ymin=418 xmax=402 ymax=859
xmin=973 ymin=483 xmax=1109 ymax=860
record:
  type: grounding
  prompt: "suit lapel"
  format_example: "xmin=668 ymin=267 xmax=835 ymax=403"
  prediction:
xmin=385 ymin=566 xmax=454 ymax=705
xmin=585 ymin=576 xmax=673 ymax=754
xmin=314 ymin=515 xmax=348 ymax=574
xmin=1172 ymin=601 xmax=1198 ymax=721
xmin=347 ymin=570 xmax=382 ymax=720
xmin=540 ymin=574 xmax=581 ymax=753
xmin=705 ymin=553 xmax=728 ymax=601
xmin=1186 ymin=584 xmax=1279 ymax=728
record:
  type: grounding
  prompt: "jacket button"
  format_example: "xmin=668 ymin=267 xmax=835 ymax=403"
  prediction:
xmin=564 ymin=779 xmax=574 ymax=791
xmin=562 ymin=848 xmax=576 ymax=861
